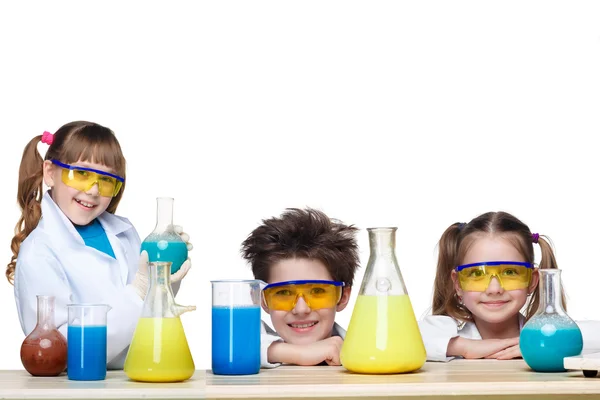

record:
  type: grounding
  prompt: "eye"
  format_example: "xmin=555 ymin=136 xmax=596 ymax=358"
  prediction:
xmin=310 ymin=287 xmax=326 ymax=295
xmin=99 ymin=176 xmax=114 ymax=183
xmin=502 ymin=268 xmax=519 ymax=276
xmin=275 ymin=289 xmax=293 ymax=296
xmin=468 ymin=269 xmax=484 ymax=278
xmin=75 ymin=170 xmax=89 ymax=177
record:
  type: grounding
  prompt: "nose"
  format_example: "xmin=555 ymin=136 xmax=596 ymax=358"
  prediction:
xmin=486 ymin=275 xmax=504 ymax=294
xmin=86 ymin=181 xmax=100 ymax=196
xmin=291 ymin=295 xmax=311 ymax=315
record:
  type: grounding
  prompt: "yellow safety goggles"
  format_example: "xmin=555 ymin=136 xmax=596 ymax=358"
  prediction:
xmin=456 ymin=261 xmax=534 ymax=292
xmin=262 ymin=280 xmax=344 ymax=311
xmin=51 ymin=160 xmax=124 ymax=198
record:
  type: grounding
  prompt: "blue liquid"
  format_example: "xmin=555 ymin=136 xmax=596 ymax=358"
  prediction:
xmin=141 ymin=240 xmax=188 ymax=274
xmin=212 ymin=306 xmax=260 ymax=375
xmin=67 ymin=326 xmax=107 ymax=381
xmin=520 ymin=318 xmax=583 ymax=372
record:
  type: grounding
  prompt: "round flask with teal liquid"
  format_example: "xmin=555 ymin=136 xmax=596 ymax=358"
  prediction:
xmin=520 ymin=269 xmax=583 ymax=372
xmin=141 ymin=197 xmax=188 ymax=274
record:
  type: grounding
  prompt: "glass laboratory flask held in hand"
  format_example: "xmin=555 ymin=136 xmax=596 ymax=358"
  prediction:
xmin=124 ymin=261 xmax=196 ymax=382
xmin=520 ymin=269 xmax=583 ymax=372
xmin=20 ymin=295 xmax=67 ymax=376
xmin=141 ymin=197 xmax=188 ymax=275
xmin=340 ymin=227 xmax=426 ymax=374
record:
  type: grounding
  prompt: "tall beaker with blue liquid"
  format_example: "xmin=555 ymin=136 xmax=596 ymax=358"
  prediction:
xmin=520 ymin=269 xmax=583 ymax=372
xmin=141 ymin=197 xmax=188 ymax=275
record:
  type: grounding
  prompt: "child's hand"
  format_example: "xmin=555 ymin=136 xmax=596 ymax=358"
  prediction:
xmin=172 ymin=225 xmax=193 ymax=251
xmin=268 ymin=336 xmax=344 ymax=366
xmin=300 ymin=336 xmax=344 ymax=366
xmin=448 ymin=336 xmax=519 ymax=359
xmin=485 ymin=343 xmax=522 ymax=360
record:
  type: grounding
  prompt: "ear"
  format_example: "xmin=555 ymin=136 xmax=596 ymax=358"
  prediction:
xmin=451 ymin=270 xmax=463 ymax=298
xmin=528 ymin=268 xmax=540 ymax=294
xmin=43 ymin=160 xmax=56 ymax=187
xmin=336 ymin=286 xmax=352 ymax=312
xmin=260 ymin=293 xmax=271 ymax=315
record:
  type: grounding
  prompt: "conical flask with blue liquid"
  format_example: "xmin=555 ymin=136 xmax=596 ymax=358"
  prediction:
xmin=141 ymin=197 xmax=188 ymax=274
xmin=520 ymin=269 xmax=583 ymax=372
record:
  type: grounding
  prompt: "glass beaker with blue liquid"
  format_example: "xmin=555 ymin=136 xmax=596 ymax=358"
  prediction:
xmin=67 ymin=304 xmax=111 ymax=381
xmin=141 ymin=197 xmax=188 ymax=275
xmin=211 ymin=280 xmax=261 ymax=375
xmin=520 ymin=269 xmax=583 ymax=372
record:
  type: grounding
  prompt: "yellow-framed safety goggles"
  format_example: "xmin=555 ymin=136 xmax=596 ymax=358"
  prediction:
xmin=456 ymin=261 xmax=534 ymax=292
xmin=262 ymin=280 xmax=344 ymax=311
xmin=51 ymin=159 xmax=124 ymax=198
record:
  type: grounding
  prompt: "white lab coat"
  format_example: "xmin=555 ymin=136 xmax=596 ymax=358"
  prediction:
xmin=14 ymin=191 xmax=145 ymax=369
xmin=261 ymin=320 xmax=346 ymax=368
xmin=419 ymin=314 xmax=600 ymax=362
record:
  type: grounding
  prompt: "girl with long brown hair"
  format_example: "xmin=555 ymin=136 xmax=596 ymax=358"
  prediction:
xmin=8 ymin=121 xmax=193 ymax=369
xmin=420 ymin=211 xmax=599 ymax=361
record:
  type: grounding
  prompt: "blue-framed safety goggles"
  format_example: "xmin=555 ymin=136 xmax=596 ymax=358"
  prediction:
xmin=262 ymin=280 xmax=345 ymax=311
xmin=456 ymin=261 xmax=534 ymax=292
xmin=51 ymin=159 xmax=124 ymax=198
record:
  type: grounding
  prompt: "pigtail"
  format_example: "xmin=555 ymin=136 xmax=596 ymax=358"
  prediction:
xmin=6 ymin=136 xmax=45 ymax=284
xmin=432 ymin=223 xmax=469 ymax=320
xmin=524 ymin=234 xmax=567 ymax=319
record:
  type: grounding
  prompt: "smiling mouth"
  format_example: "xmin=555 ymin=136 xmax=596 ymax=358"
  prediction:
xmin=288 ymin=321 xmax=318 ymax=329
xmin=481 ymin=301 xmax=509 ymax=306
xmin=74 ymin=199 xmax=97 ymax=209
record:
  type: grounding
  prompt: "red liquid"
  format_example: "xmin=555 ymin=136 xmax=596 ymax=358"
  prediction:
xmin=20 ymin=329 xmax=67 ymax=376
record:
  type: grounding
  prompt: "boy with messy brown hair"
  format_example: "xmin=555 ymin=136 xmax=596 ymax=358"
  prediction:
xmin=241 ymin=208 xmax=360 ymax=368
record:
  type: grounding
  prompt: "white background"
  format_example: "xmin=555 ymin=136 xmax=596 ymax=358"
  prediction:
xmin=1 ymin=1 xmax=599 ymax=371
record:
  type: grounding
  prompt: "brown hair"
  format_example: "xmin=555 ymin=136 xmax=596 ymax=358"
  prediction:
xmin=6 ymin=121 xmax=126 ymax=284
xmin=241 ymin=208 xmax=360 ymax=286
xmin=432 ymin=211 xmax=564 ymax=323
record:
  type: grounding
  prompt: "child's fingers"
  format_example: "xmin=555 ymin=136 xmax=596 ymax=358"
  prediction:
xmin=171 ymin=260 xmax=192 ymax=282
xmin=496 ymin=345 xmax=522 ymax=360
xmin=179 ymin=232 xmax=190 ymax=243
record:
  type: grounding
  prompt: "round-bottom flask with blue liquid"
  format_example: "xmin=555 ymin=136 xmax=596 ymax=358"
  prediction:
xmin=141 ymin=197 xmax=188 ymax=275
xmin=520 ymin=269 xmax=583 ymax=372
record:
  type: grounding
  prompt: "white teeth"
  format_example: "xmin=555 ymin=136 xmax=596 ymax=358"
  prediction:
xmin=291 ymin=322 xmax=317 ymax=328
xmin=75 ymin=199 xmax=94 ymax=208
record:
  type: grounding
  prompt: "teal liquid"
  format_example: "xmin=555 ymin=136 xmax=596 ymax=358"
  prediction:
xmin=520 ymin=317 xmax=583 ymax=372
xmin=141 ymin=239 xmax=188 ymax=274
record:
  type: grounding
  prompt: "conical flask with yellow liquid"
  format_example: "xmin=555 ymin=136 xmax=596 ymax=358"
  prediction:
xmin=124 ymin=261 xmax=196 ymax=382
xmin=340 ymin=227 xmax=426 ymax=374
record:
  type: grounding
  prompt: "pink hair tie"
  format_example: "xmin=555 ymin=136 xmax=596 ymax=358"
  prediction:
xmin=41 ymin=131 xmax=54 ymax=145
xmin=532 ymin=233 xmax=540 ymax=244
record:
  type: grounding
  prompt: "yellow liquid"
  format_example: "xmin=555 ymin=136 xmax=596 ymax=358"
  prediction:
xmin=124 ymin=317 xmax=195 ymax=382
xmin=340 ymin=295 xmax=426 ymax=374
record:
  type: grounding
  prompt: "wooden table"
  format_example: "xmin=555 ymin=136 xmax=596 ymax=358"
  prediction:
xmin=2 ymin=360 xmax=600 ymax=400
xmin=208 ymin=360 xmax=600 ymax=400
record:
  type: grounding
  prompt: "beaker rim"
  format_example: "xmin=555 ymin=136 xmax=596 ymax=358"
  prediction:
xmin=367 ymin=227 xmax=397 ymax=231
xmin=211 ymin=279 xmax=263 ymax=284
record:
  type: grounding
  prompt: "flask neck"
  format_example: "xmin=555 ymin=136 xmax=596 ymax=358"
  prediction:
xmin=36 ymin=295 xmax=56 ymax=330
xmin=368 ymin=228 xmax=396 ymax=259
xmin=150 ymin=262 xmax=172 ymax=289
xmin=538 ymin=269 xmax=565 ymax=314
xmin=154 ymin=197 xmax=174 ymax=232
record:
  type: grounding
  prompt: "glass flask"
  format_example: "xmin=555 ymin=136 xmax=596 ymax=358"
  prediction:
xmin=211 ymin=280 xmax=261 ymax=375
xmin=520 ymin=269 xmax=583 ymax=372
xmin=340 ymin=227 xmax=426 ymax=374
xmin=20 ymin=295 xmax=67 ymax=376
xmin=141 ymin=197 xmax=188 ymax=275
xmin=124 ymin=261 xmax=196 ymax=382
